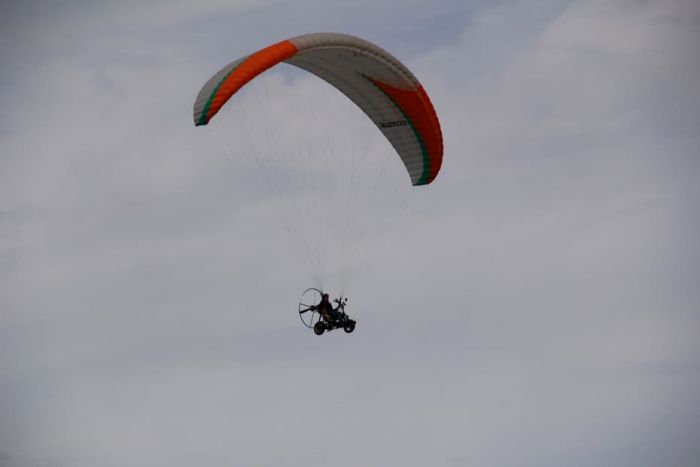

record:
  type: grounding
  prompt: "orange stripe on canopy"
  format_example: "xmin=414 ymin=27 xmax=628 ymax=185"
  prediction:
xmin=205 ymin=40 xmax=299 ymax=123
xmin=369 ymin=79 xmax=443 ymax=184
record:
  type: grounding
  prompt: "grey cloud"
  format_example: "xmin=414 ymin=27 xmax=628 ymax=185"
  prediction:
xmin=1 ymin=0 xmax=699 ymax=466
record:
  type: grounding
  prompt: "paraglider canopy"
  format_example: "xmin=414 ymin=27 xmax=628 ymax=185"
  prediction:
xmin=193 ymin=32 xmax=443 ymax=185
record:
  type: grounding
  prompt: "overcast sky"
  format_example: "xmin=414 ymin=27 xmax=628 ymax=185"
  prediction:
xmin=1 ymin=0 xmax=700 ymax=466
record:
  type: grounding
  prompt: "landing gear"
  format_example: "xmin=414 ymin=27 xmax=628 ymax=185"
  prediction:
xmin=343 ymin=320 xmax=356 ymax=333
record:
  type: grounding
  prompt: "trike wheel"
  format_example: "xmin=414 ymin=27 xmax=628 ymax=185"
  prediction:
xmin=314 ymin=321 xmax=326 ymax=335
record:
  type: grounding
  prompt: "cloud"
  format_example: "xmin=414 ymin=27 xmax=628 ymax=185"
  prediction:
xmin=1 ymin=0 xmax=699 ymax=466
